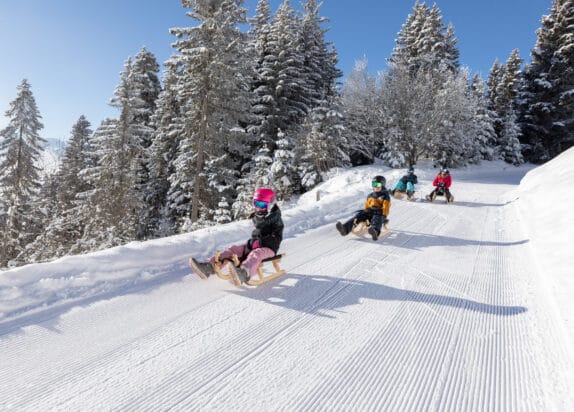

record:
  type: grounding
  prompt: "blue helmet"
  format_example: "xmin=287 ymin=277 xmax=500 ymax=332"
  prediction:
xmin=407 ymin=167 xmax=414 ymax=174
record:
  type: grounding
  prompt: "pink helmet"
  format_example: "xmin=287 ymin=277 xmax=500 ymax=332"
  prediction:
xmin=253 ymin=187 xmax=276 ymax=209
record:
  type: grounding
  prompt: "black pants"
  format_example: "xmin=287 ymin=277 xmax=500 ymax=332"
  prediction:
xmin=430 ymin=187 xmax=452 ymax=201
xmin=342 ymin=209 xmax=386 ymax=234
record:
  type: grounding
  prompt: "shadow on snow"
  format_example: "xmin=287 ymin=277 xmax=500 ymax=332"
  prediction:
xmin=230 ymin=273 xmax=527 ymax=319
xmin=351 ymin=229 xmax=529 ymax=250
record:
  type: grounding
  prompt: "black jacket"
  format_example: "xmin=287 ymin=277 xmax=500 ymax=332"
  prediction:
xmin=250 ymin=205 xmax=284 ymax=253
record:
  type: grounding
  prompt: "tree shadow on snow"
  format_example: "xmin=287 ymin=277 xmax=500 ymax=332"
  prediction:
xmin=352 ymin=229 xmax=529 ymax=251
xmin=421 ymin=199 xmax=508 ymax=208
xmin=230 ymin=273 xmax=527 ymax=319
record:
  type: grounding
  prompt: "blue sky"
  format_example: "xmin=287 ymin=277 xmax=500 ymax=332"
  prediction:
xmin=0 ymin=0 xmax=552 ymax=142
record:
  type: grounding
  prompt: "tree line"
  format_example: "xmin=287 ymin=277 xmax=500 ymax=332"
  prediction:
xmin=1 ymin=0 xmax=572 ymax=268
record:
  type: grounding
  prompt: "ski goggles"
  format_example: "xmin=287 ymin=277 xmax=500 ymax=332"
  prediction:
xmin=371 ymin=181 xmax=383 ymax=188
xmin=253 ymin=199 xmax=269 ymax=209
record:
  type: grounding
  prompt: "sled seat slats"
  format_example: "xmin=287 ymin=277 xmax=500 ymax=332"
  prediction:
xmin=262 ymin=253 xmax=284 ymax=263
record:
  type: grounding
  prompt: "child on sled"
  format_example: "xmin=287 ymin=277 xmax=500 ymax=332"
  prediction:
xmin=190 ymin=188 xmax=284 ymax=284
xmin=426 ymin=168 xmax=454 ymax=202
xmin=391 ymin=166 xmax=418 ymax=200
xmin=335 ymin=175 xmax=391 ymax=241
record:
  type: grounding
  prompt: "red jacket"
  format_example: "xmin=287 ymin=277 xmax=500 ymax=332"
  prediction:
xmin=432 ymin=174 xmax=452 ymax=188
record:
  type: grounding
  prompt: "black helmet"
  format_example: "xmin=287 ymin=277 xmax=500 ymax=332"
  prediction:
xmin=372 ymin=175 xmax=386 ymax=186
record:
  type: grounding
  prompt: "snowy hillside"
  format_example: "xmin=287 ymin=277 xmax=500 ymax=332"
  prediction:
xmin=1 ymin=153 xmax=573 ymax=410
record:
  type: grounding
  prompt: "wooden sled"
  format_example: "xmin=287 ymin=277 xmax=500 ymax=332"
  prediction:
xmin=425 ymin=193 xmax=454 ymax=204
xmin=351 ymin=220 xmax=370 ymax=236
xmin=351 ymin=220 xmax=389 ymax=239
xmin=392 ymin=191 xmax=415 ymax=201
xmin=215 ymin=252 xmax=286 ymax=287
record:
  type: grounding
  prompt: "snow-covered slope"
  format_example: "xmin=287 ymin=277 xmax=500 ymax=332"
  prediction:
xmin=1 ymin=156 xmax=573 ymax=410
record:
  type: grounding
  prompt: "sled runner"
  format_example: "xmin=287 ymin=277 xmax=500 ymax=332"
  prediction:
xmin=425 ymin=191 xmax=454 ymax=203
xmin=392 ymin=190 xmax=415 ymax=201
xmin=351 ymin=220 xmax=389 ymax=239
xmin=425 ymin=183 xmax=454 ymax=203
xmin=213 ymin=251 xmax=286 ymax=287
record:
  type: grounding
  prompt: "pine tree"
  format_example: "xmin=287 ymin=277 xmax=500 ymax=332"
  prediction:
xmin=0 ymin=80 xmax=46 ymax=267
xmin=82 ymin=57 xmax=147 ymax=244
xmin=519 ymin=0 xmax=574 ymax=162
xmin=19 ymin=116 xmax=94 ymax=262
xmin=486 ymin=59 xmax=502 ymax=107
xmin=214 ymin=197 xmax=232 ymax=225
xmin=57 ymin=116 xmax=94 ymax=208
xmin=470 ymin=74 xmax=497 ymax=161
xmin=69 ymin=118 xmax=126 ymax=253
xmin=296 ymin=98 xmax=349 ymax=187
xmin=169 ymin=0 xmax=252 ymax=228
xmin=376 ymin=2 xmax=479 ymax=167
xmin=389 ymin=2 xmax=459 ymax=75
xmin=491 ymin=49 xmax=523 ymax=149
xmin=273 ymin=0 xmax=307 ymax=125
xmin=110 ymin=50 xmax=161 ymax=238
xmin=271 ymin=130 xmax=298 ymax=198
xmin=340 ymin=59 xmax=382 ymax=165
xmin=146 ymin=63 xmax=183 ymax=237
xmin=499 ymin=108 xmax=524 ymax=165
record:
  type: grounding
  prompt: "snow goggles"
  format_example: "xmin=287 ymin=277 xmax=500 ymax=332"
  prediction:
xmin=371 ymin=181 xmax=383 ymax=188
xmin=253 ymin=199 xmax=268 ymax=209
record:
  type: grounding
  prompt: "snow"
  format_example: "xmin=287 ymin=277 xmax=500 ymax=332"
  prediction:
xmin=1 ymin=153 xmax=574 ymax=410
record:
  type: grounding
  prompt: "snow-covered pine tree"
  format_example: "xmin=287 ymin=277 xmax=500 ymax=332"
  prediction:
xmin=247 ymin=0 xmax=279 ymax=151
xmin=269 ymin=0 xmax=307 ymax=136
xmin=428 ymin=69 xmax=480 ymax=167
xmin=119 ymin=49 xmax=161 ymax=238
xmin=231 ymin=173 xmax=256 ymax=220
xmin=146 ymin=63 xmax=183 ymax=237
xmin=271 ymin=130 xmax=298 ymax=198
xmin=340 ymin=59 xmax=382 ymax=165
xmin=470 ymin=74 xmax=497 ymax=161
xmin=519 ymin=0 xmax=574 ymax=162
xmin=252 ymin=143 xmax=273 ymax=188
xmin=0 ymin=80 xmax=46 ymax=267
xmin=379 ymin=64 xmax=437 ymax=167
xmin=379 ymin=2 xmax=476 ymax=167
xmin=486 ymin=59 xmax=502 ymax=108
xmin=491 ymin=49 xmax=523 ymax=159
xmin=299 ymin=0 xmax=342 ymax=106
xmin=214 ymin=197 xmax=232 ymax=225
xmin=169 ymin=0 xmax=252 ymax=228
xmin=85 ymin=57 xmax=149 ymax=243
xmin=296 ymin=98 xmax=349 ymax=189
xmin=19 ymin=116 xmax=94 ymax=263
xmin=56 ymin=116 xmax=94 ymax=209
xmin=499 ymin=108 xmax=524 ymax=166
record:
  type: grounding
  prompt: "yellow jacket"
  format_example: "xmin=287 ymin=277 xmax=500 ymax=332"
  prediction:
xmin=363 ymin=191 xmax=391 ymax=217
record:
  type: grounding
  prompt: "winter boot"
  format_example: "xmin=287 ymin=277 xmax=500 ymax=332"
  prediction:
xmin=189 ymin=258 xmax=215 ymax=279
xmin=368 ymin=226 xmax=379 ymax=241
xmin=236 ymin=266 xmax=249 ymax=284
xmin=336 ymin=221 xmax=349 ymax=236
xmin=406 ymin=191 xmax=414 ymax=200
